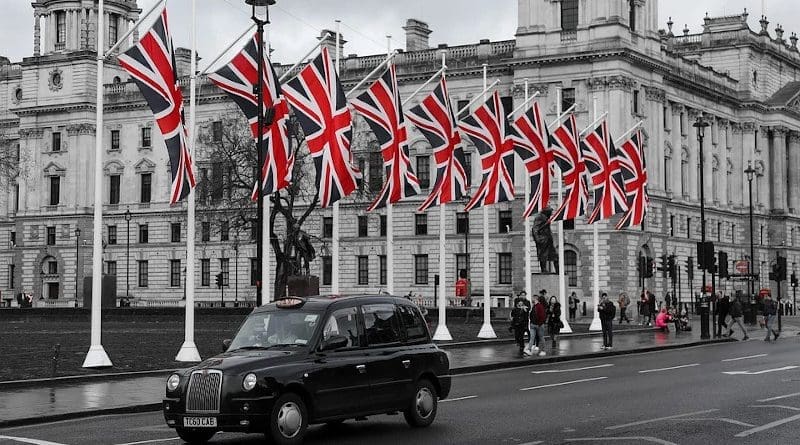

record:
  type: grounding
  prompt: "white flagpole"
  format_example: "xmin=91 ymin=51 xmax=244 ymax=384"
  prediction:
xmin=477 ymin=63 xmax=497 ymax=339
xmin=199 ymin=23 xmax=256 ymax=75
xmin=176 ymin=0 xmax=201 ymax=362
xmin=401 ymin=65 xmax=447 ymax=107
xmin=386 ymin=35 xmax=395 ymax=296
xmin=556 ymin=88 xmax=572 ymax=334
xmin=83 ymin=0 xmax=112 ymax=368
xmin=523 ymin=80 xmax=532 ymax=301
xmin=332 ymin=20 xmax=341 ymax=295
xmin=345 ymin=51 xmax=397 ymax=98
xmin=262 ymin=20 xmax=271 ymax=303
xmin=278 ymin=40 xmax=323 ymax=83
xmin=589 ymin=97 xmax=602 ymax=332
xmin=433 ymin=50 xmax=451 ymax=341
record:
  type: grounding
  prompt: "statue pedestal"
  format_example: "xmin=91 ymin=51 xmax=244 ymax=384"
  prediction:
xmin=530 ymin=273 xmax=559 ymax=297
xmin=287 ymin=275 xmax=320 ymax=297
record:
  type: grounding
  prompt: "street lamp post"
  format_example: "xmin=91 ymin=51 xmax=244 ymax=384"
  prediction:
xmin=694 ymin=118 xmax=710 ymax=339
xmin=75 ymin=227 xmax=81 ymax=301
xmin=745 ymin=163 xmax=757 ymax=324
xmin=124 ymin=208 xmax=132 ymax=301
xmin=233 ymin=235 xmax=240 ymax=306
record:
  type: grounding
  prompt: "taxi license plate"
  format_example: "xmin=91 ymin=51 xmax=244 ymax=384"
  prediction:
xmin=183 ymin=417 xmax=217 ymax=427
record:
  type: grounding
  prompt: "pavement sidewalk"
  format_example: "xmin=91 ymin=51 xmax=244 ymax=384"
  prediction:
xmin=1 ymin=317 xmax=794 ymax=429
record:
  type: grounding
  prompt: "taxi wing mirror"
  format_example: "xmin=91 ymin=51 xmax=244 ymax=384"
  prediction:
xmin=319 ymin=335 xmax=348 ymax=352
xmin=222 ymin=339 xmax=232 ymax=352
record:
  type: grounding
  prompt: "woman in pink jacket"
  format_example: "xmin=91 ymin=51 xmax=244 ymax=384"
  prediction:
xmin=655 ymin=307 xmax=672 ymax=332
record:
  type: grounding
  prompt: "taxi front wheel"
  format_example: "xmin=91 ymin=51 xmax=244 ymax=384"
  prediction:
xmin=175 ymin=427 xmax=215 ymax=444
xmin=267 ymin=392 xmax=308 ymax=445
xmin=404 ymin=379 xmax=438 ymax=428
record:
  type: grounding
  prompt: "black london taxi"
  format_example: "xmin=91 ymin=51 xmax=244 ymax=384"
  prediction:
xmin=162 ymin=295 xmax=451 ymax=444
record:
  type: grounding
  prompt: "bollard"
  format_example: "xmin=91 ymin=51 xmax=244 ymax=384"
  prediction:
xmin=582 ymin=301 xmax=587 ymax=317
xmin=51 ymin=343 xmax=61 ymax=378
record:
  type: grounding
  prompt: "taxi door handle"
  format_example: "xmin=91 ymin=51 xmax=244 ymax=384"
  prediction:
xmin=401 ymin=360 xmax=411 ymax=369
xmin=356 ymin=364 xmax=366 ymax=374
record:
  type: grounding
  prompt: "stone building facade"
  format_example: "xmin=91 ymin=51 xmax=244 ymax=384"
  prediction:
xmin=2 ymin=0 xmax=800 ymax=308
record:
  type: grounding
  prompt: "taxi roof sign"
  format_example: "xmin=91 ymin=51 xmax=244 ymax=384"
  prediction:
xmin=275 ymin=297 xmax=306 ymax=308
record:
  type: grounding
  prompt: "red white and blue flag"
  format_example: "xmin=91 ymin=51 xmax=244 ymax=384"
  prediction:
xmin=208 ymin=32 xmax=293 ymax=199
xmin=351 ymin=64 xmax=420 ymax=211
xmin=548 ymin=114 xmax=588 ymax=222
xmin=118 ymin=8 xmax=195 ymax=204
xmin=283 ymin=47 xmax=361 ymax=208
xmin=458 ymin=90 xmax=515 ymax=211
xmin=405 ymin=75 xmax=468 ymax=212
xmin=510 ymin=101 xmax=553 ymax=218
xmin=615 ymin=130 xmax=649 ymax=229
xmin=581 ymin=120 xmax=627 ymax=224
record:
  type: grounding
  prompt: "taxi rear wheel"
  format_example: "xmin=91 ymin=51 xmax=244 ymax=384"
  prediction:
xmin=403 ymin=379 xmax=438 ymax=428
xmin=267 ymin=392 xmax=308 ymax=445
xmin=175 ymin=427 xmax=215 ymax=444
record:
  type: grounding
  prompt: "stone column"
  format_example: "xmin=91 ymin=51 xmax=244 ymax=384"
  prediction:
xmin=645 ymin=87 xmax=665 ymax=192
xmin=33 ymin=12 xmax=41 ymax=56
xmin=756 ymin=127 xmax=770 ymax=209
xmin=671 ymin=103 xmax=684 ymax=198
xmin=789 ymin=131 xmax=800 ymax=214
xmin=770 ymin=127 xmax=788 ymax=213
xmin=687 ymin=108 xmax=701 ymax=201
xmin=718 ymin=119 xmax=729 ymax=206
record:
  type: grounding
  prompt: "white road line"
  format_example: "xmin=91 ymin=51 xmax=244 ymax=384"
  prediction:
xmin=606 ymin=409 xmax=719 ymax=430
xmin=518 ymin=442 xmax=543 ymax=445
xmin=723 ymin=366 xmax=798 ymax=375
xmin=734 ymin=412 xmax=800 ymax=437
xmin=113 ymin=439 xmax=181 ymax=445
xmin=692 ymin=417 xmax=755 ymax=427
xmin=440 ymin=395 xmax=477 ymax=403
xmin=520 ymin=376 xmax=607 ymax=391
xmin=0 ymin=436 xmax=69 ymax=445
xmin=531 ymin=363 xmax=614 ymax=374
xmin=638 ymin=363 xmax=699 ymax=373
xmin=565 ymin=437 xmax=678 ymax=445
xmin=722 ymin=353 xmax=768 ymax=362
xmin=751 ymin=405 xmax=800 ymax=412
xmin=757 ymin=391 xmax=800 ymax=402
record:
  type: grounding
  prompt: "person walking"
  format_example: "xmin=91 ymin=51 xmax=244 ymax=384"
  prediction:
xmin=547 ymin=296 xmax=563 ymax=349
xmin=647 ymin=290 xmax=657 ymax=322
xmin=726 ymin=297 xmax=749 ymax=340
xmin=762 ymin=294 xmax=780 ymax=342
xmin=528 ymin=295 xmax=548 ymax=356
xmin=510 ymin=296 xmax=530 ymax=356
xmin=715 ymin=294 xmax=730 ymax=337
xmin=598 ymin=293 xmax=616 ymax=349
xmin=639 ymin=291 xmax=651 ymax=326
xmin=618 ymin=292 xmax=631 ymax=324
xmin=568 ymin=292 xmax=579 ymax=321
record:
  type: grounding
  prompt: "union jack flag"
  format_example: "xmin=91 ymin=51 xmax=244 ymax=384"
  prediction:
xmin=118 ymin=8 xmax=195 ymax=204
xmin=614 ymin=130 xmax=649 ymax=229
xmin=405 ymin=75 xmax=468 ymax=212
xmin=458 ymin=91 xmax=515 ymax=211
xmin=283 ymin=47 xmax=361 ymax=208
xmin=351 ymin=64 xmax=420 ymax=211
xmin=207 ymin=33 xmax=293 ymax=199
xmin=548 ymin=114 xmax=588 ymax=222
xmin=510 ymin=102 xmax=554 ymax=218
xmin=581 ymin=120 xmax=627 ymax=224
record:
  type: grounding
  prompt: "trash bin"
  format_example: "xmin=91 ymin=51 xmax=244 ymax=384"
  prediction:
xmin=581 ymin=301 xmax=587 ymax=317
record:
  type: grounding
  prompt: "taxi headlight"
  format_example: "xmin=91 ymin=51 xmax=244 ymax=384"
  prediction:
xmin=243 ymin=373 xmax=258 ymax=392
xmin=166 ymin=374 xmax=181 ymax=392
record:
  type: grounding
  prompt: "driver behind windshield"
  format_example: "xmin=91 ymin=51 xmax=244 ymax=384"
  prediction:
xmin=268 ymin=318 xmax=300 ymax=345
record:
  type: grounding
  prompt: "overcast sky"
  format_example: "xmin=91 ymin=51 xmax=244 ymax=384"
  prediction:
xmin=0 ymin=1 xmax=797 ymax=70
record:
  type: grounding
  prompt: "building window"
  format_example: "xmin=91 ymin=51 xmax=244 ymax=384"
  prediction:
xmin=498 ymin=253 xmax=512 ymax=284
xmin=139 ymin=224 xmax=148 ymax=244
xmin=108 ymin=225 xmax=117 ymax=245
xmin=109 ymin=13 xmax=119 ymax=45
xmin=46 ymin=226 xmax=56 ymax=246
xmin=669 ymin=215 xmax=675 ymax=237
xmin=379 ymin=255 xmax=387 ymax=285
xmin=357 ymin=256 xmax=369 ymax=285
xmin=456 ymin=99 xmax=469 ymax=120
xmin=250 ymin=219 xmax=257 ymax=240
xmin=414 ymin=254 xmax=429 ymax=285
xmin=417 ymin=156 xmax=430 ymax=189
xmin=48 ymin=260 xmax=58 ymax=274
xmin=633 ymin=90 xmax=640 ymax=114
xmin=50 ymin=177 xmax=60 ymax=206
xmin=456 ymin=254 xmax=470 ymax=279
xmin=322 ymin=217 xmax=333 ymax=238
xmin=106 ymin=261 xmax=116 ymax=276
xmin=140 ymin=173 xmax=152 ymax=203
xmin=322 ymin=256 xmax=332 ymax=285
xmin=456 ymin=212 xmax=469 ymax=234
xmin=562 ymin=88 xmax=576 ymax=112
xmin=9 ymin=264 xmax=15 ymax=288
xmin=731 ymin=224 xmax=736 ymax=244
xmin=629 ymin=0 xmax=636 ymax=31
xmin=250 ymin=258 xmax=257 ymax=286
xmin=199 ymin=222 xmax=210 ymax=242
xmin=563 ymin=219 xmax=575 ymax=231
xmin=220 ymin=258 xmax=229 ymax=287
xmin=141 ymin=127 xmax=151 ymax=147
xmin=358 ymin=158 xmax=366 ymax=191
xmin=686 ymin=217 xmax=691 ymax=239
xmin=55 ymin=11 xmax=66 ymax=44
xmin=500 ymin=96 xmax=513 ymax=115
xmin=201 ymin=259 xmax=210 ymax=287
xmin=369 ymin=151 xmax=383 ymax=193
xmin=138 ymin=260 xmax=149 ymax=287
xmin=565 ymin=250 xmax=578 ymax=287
xmin=52 ymin=132 xmax=61 ymax=152
xmin=463 ymin=152 xmax=472 ymax=187
xmin=415 ymin=213 xmax=428 ymax=235
xmin=171 ymin=222 xmax=181 ymax=243
xmin=109 ymin=175 xmax=120 ymax=204
xmin=220 ymin=221 xmax=229 ymax=241
xmin=170 ymin=260 xmax=181 ymax=287
xmin=358 ymin=215 xmax=368 ymax=237
xmin=760 ymin=225 xmax=764 ymax=245
xmin=212 ymin=121 xmax=223 ymax=142
xmin=10 ymin=231 xmax=16 ymax=246
xmin=379 ymin=215 xmax=387 ymax=237
xmin=561 ymin=0 xmax=578 ymax=31
xmin=717 ymin=222 xmax=721 ymax=242
xmin=498 ymin=210 xmax=512 ymax=233
xmin=110 ymin=130 xmax=120 ymax=151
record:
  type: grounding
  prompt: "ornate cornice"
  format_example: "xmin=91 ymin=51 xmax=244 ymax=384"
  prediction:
xmin=741 ymin=121 xmax=757 ymax=133
xmin=730 ymin=122 xmax=743 ymax=134
xmin=65 ymin=123 xmax=95 ymax=136
xmin=669 ymin=102 xmax=684 ymax=114
xmin=644 ymin=86 xmax=666 ymax=103
xmin=512 ymin=82 xmax=549 ymax=98
xmin=772 ymin=125 xmax=790 ymax=135
xmin=18 ymin=128 xmax=44 ymax=139
xmin=789 ymin=131 xmax=800 ymax=143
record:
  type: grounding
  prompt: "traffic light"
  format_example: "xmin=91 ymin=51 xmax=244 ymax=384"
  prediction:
xmin=718 ymin=251 xmax=729 ymax=279
xmin=658 ymin=254 xmax=668 ymax=277
xmin=667 ymin=255 xmax=676 ymax=279
xmin=777 ymin=255 xmax=787 ymax=281
xmin=637 ymin=256 xmax=645 ymax=278
xmin=697 ymin=241 xmax=715 ymax=271
xmin=215 ymin=273 xmax=223 ymax=288
xmin=791 ymin=272 xmax=798 ymax=288
xmin=645 ymin=256 xmax=654 ymax=278
xmin=687 ymin=257 xmax=694 ymax=281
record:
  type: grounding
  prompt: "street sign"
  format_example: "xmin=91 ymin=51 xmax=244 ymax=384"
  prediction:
xmin=735 ymin=260 xmax=749 ymax=274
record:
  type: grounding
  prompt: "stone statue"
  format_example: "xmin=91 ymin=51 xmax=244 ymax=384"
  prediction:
xmin=532 ymin=207 xmax=558 ymax=273
xmin=296 ymin=231 xmax=316 ymax=276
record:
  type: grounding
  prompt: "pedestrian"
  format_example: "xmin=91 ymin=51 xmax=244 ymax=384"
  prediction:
xmin=655 ymin=307 xmax=672 ymax=333
xmin=618 ymin=292 xmax=631 ymax=324
xmin=598 ymin=292 xmax=616 ymax=349
xmin=762 ymin=294 xmax=780 ymax=342
xmin=726 ymin=297 xmax=748 ymax=340
xmin=715 ymin=294 xmax=730 ymax=337
xmin=547 ymin=296 xmax=562 ymax=348
xmin=568 ymin=292 xmax=579 ymax=321
xmin=664 ymin=292 xmax=674 ymax=309
xmin=639 ymin=291 xmax=651 ymax=326
xmin=510 ymin=296 xmax=530 ymax=356
xmin=647 ymin=290 xmax=657 ymax=322
xmin=528 ymin=295 xmax=548 ymax=356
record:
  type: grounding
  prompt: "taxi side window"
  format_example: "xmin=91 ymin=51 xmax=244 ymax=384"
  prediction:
xmin=398 ymin=304 xmax=428 ymax=342
xmin=362 ymin=303 xmax=403 ymax=346
xmin=322 ymin=307 xmax=361 ymax=348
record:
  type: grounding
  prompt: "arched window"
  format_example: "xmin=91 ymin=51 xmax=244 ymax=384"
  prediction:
xmin=565 ymin=250 xmax=578 ymax=287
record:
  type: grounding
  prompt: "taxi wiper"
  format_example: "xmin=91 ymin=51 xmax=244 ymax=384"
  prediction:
xmin=230 ymin=345 xmax=272 ymax=351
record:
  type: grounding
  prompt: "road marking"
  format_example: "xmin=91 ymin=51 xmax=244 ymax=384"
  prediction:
xmin=751 ymin=405 xmax=800 ymax=411
xmin=113 ymin=439 xmax=181 ymax=445
xmin=531 ymin=363 xmax=614 ymax=374
xmin=692 ymin=417 xmax=754 ymax=427
xmin=722 ymin=353 xmax=768 ymax=362
xmin=758 ymin=391 xmax=800 ymax=402
xmin=0 ymin=436 xmax=69 ymax=445
xmin=638 ymin=363 xmax=699 ymax=373
xmin=520 ymin=376 xmax=607 ymax=391
xmin=723 ymin=366 xmax=798 ymax=375
xmin=734 ymin=412 xmax=800 ymax=437
xmin=565 ymin=437 xmax=677 ymax=445
xmin=606 ymin=409 xmax=719 ymax=430
xmin=440 ymin=395 xmax=477 ymax=403
xmin=518 ymin=442 xmax=543 ymax=445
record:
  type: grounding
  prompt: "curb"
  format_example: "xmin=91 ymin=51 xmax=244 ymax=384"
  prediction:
xmin=0 ymin=403 xmax=162 ymax=429
xmin=436 ymin=326 xmax=654 ymax=349
xmin=0 ymin=369 xmax=176 ymax=389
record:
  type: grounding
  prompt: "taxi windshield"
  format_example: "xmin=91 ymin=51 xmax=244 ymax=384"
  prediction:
xmin=229 ymin=310 xmax=320 ymax=350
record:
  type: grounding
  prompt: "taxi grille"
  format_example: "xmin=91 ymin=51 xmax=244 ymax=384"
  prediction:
xmin=185 ymin=370 xmax=222 ymax=413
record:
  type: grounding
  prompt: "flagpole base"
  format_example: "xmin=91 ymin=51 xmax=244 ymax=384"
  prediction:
xmin=559 ymin=318 xmax=573 ymax=334
xmin=589 ymin=315 xmax=602 ymax=331
xmin=477 ymin=322 xmax=497 ymax=339
xmin=175 ymin=341 xmax=202 ymax=362
xmin=82 ymin=345 xmax=112 ymax=368
xmin=432 ymin=324 xmax=453 ymax=341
